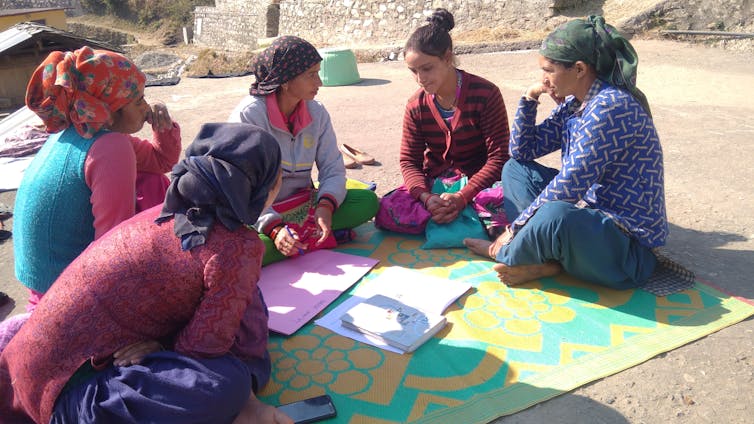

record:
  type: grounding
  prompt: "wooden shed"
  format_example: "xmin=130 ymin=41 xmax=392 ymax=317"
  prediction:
xmin=0 ymin=22 xmax=121 ymax=111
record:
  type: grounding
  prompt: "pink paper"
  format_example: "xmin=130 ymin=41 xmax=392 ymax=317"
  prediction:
xmin=258 ymin=250 xmax=379 ymax=335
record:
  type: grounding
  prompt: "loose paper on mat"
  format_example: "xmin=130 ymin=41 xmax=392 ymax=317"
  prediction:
xmin=258 ymin=250 xmax=379 ymax=335
xmin=315 ymin=266 xmax=471 ymax=353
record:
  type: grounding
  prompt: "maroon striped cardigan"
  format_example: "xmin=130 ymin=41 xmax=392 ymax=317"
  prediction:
xmin=400 ymin=70 xmax=510 ymax=203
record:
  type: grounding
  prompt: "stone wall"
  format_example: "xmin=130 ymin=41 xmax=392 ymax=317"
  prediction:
xmin=0 ymin=0 xmax=83 ymax=16
xmin=193 ymin=2 xmax=268 ymax=52
xmin=67 ymin=22 xmax=135 ymax=47
xmin=279 ymin=0 xmax=581 ymax=46
xmin=194 ymin=0 xmax=589 ymax=51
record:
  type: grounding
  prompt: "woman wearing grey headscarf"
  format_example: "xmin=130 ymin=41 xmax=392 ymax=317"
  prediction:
xmin=1 ymin=123 xmax=294 ymax=424
xmin=466 ymin=16 xmax=668 ymax=290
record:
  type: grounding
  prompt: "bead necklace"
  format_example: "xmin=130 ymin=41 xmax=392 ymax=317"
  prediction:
xmin=433 ymin=69 xmax=462 ymax=110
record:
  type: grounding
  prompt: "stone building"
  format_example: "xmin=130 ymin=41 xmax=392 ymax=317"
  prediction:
xmin=194 ymin=1 xmax=270 ymax=52
xmin=193 ymin=0 xmax=587 ymax=52
xmin=0 ymin=0 xmax=83 ymax=16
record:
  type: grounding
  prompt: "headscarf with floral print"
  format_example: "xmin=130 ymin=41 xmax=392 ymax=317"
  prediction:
xmin=25 ymin=46 xmax=146 ymax=139
xmin=249 ymin=36 xmax=322 ymax=96
xmin=540 ymin=15 xmax=651 ymax=116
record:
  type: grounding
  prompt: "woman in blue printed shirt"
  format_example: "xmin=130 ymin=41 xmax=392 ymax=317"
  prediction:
xmin=465 ymin=16 xmax=668 ymax=289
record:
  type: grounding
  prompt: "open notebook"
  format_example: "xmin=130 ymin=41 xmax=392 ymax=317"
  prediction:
xmin=316 ymin=266 xmax=471 ymax=353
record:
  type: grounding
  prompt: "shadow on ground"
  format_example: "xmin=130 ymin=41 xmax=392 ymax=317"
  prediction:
xmin=500 ymin=392 xmax=629 ymax=423
xmin=664 ymin=222 xmax=753 ymax=299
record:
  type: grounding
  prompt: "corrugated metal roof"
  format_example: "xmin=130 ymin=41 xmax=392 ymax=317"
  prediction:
xmin=0 ymin=22 xmax=122 ymax=55
xmin=0 ymin=106 xmax=41 ymax=139
xmin=0 ymin=25 xmax=33 ymax=53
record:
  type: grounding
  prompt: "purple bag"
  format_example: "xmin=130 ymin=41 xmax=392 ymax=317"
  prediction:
xmin=375 ymin=186 xmax=431 ymax=235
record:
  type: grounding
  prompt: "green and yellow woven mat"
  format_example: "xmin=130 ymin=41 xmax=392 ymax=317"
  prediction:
xmin=259 ymin=224 xmax=754 ymax=423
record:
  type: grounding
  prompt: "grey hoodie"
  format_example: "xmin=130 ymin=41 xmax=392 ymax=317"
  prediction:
xmin=228 ymin=95 xmax=347 ymax=233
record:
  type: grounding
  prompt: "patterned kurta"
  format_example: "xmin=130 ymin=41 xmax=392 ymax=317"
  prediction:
xmin=509 ymin=79 xmax=668 ymax=248
xmin=0 ymin=206 xmax=269 ymax=424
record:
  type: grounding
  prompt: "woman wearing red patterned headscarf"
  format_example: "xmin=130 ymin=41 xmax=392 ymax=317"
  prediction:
xmin=13 ymin=46 xmax=181 ymax=308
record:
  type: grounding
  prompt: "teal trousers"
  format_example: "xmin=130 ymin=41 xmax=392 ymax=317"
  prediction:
xmin=498 ymin=159 xmax=656 ymax=289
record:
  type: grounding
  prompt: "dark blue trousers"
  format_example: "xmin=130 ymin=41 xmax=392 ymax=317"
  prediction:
xmin=498 ymin=159 xmax=656 ymax=289
xmin=51 ymin=351 xmax=270 ymax=424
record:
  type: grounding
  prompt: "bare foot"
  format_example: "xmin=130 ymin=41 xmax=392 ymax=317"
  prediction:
xmin=492 ymin=261 xmax=563 ymax=286
xmin=463 ymin=238 xmax=494 ymax=259
xmin=233 ymin=393 xmax=293 ymax=424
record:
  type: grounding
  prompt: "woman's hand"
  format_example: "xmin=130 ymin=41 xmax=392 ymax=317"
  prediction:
xmin=232 ymin=391 xmax=294 ymax=424
xmin=421 ymin=192 xmax=464 ymax=224
xmin=425 ymin=194 xmax=454 ymax=224
xmin=313 ymin=205 xmax=333 ymax=245
xmin=488 ymin=226 xmax=514 ymax=258
xmin=526 ymin=82 xmax=566 ymax=105
xmin=464 ymin=226 xmax=514 ymax=260
xmin=274 ymin=225 xmax=307 ymax=257
xmin=525 ymin=82 xmax=548 ymax=101
xmin=146 ymin=102 xmax=174 ymax=132
xmin=113 ymin=340 xmax=163 ymax=366
xmin=433 ymin=192 xmax=465 ymax=223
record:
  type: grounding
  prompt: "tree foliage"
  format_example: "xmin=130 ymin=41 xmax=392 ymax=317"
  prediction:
xmin=80 ymin=0 xmax=215 ymax=26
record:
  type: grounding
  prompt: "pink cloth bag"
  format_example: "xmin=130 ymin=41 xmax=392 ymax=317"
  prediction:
xmin=374 ymin=186 xmax=431 ymax=235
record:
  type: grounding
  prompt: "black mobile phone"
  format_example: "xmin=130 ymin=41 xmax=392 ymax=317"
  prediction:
xmin=277 ymin=394 xmax=337 ymax=424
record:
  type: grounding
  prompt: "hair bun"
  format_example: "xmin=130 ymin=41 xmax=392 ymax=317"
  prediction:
xmin=427 ymin=8 xmax=455 ymax=33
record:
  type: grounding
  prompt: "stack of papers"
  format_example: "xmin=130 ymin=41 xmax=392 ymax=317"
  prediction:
xmin=340 ymin=294 xmax=447 ymax=353
xmin=316 ymin=267 xmax=471 ymax=354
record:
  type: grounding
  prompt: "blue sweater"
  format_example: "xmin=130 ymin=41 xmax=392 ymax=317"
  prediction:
xmin=509 ymin=79 xmax=668 ymax=248
xmin=14 ymin=127 xmax=100 ymax=293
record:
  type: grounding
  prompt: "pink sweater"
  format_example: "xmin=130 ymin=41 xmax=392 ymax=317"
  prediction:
xmin=85 ymin=124 xmax=181 ymax=239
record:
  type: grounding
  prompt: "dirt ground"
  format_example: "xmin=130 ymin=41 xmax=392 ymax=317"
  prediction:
xmin=1 ymin=38 xmax=752 ymax=423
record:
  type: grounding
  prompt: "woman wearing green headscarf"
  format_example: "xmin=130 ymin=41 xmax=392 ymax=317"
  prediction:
xmin=465 ymin=16 xmax=668 ymax=289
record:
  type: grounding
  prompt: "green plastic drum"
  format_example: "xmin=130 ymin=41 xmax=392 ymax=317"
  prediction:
xmin=318 ymin=48 xmax=361 ymax=86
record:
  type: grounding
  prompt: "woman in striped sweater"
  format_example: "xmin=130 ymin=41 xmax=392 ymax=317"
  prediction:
xmin=376 ymin=8 xmax=510 ymax=239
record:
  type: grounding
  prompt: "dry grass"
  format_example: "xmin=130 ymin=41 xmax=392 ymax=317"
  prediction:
xmin=454 ymin=27 xmax=550 ymax=45
xmin=184 ymin=49 xmax=256 ymax=77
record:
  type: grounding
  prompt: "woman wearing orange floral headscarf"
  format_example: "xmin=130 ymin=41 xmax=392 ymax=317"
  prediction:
xmin=13 ymin=46 xmax=182 ymax=308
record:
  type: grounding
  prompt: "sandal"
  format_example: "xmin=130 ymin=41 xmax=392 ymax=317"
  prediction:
xmin=0 ymin=203 xmax=11 ymax=221
xmin=0 ymin=219 xmax=9 ymax=242
xmin=340 ymin=144 xmax=376 ymax=165
xmin=342 ymin=152 xmax=360 ymax=169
